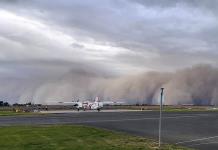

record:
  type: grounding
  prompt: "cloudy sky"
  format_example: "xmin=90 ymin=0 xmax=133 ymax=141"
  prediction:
xmin=0 ymin=0 xmax=218 ymax=103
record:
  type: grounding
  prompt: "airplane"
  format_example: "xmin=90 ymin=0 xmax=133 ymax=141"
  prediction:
xmin=59 ymin=97 xmax=123 ymax=112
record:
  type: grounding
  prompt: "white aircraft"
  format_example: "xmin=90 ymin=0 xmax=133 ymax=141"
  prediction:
xmin=59 ymin=97 xmax=123 ymax=112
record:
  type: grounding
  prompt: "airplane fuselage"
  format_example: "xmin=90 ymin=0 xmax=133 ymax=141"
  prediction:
xmin=75 ymin=101 xmax=103 ymax=111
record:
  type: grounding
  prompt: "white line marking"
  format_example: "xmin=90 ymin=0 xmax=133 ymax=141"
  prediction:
xmin=176 ymin=136 xmax=218 ymax=144
xmin=189 ymin=141 xmax=218 ymax=146
xmin=40 ymin=109 xmax=144 ymax=113
xmin=77 ymin=115 xmax=207 ymax=123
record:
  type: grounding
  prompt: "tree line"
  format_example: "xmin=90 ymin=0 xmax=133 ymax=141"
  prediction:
xmin=0 ymin=101 xmax=10 ymax=106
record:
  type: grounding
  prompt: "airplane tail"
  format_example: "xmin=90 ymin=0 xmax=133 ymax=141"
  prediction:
xmin=94 ymin=97 xmax=99 ymax=102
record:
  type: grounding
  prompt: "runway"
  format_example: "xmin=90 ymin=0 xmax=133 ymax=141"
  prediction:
xmin=0 ymin=111 xmax=218 ymax=150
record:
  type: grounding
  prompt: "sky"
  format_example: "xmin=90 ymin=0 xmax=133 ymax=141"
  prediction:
xmin=0 ymin=0 xmax=218 ymax=104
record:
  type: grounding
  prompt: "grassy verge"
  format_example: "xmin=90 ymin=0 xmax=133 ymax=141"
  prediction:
xmin=0 ymin=111 xmax=42 ymax=116
xmin=162 ymin=106 xmax=218 ymax=112
xmin=0 ymin=125 xmax=192 ymax=150
xmin=105 ymin=105 xmax=218 ymax=112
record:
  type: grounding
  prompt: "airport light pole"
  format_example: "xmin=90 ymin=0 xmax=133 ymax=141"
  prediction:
xmin=159 ymin=88 xmax=164 ymax=148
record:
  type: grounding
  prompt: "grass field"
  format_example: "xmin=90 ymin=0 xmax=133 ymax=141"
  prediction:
xmin=105 ymin=105 xmax=218 ymax=112
xmin=0 ymin=111 xmax=39 ymax=116
xmin=0 ymin=125 xmax=192 ymax=150
xmin=163 ymin=106 xmax=218 ymax=112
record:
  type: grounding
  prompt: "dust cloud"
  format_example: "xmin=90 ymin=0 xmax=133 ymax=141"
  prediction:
xmin=1 ymin=64 xmax=218 ymax=105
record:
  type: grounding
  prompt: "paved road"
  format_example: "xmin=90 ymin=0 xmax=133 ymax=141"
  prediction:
xmin=0 ymin=111 xmax=218 ymax=150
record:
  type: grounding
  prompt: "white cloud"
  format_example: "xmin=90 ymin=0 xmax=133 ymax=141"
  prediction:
xmin=0 ymin=9 xmax=128 ymax=68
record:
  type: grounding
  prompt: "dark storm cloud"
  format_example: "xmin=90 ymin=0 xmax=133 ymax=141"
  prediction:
xmin=10 ymin=0 xmax=217 ymax=70
xmin=1 ymin=0 xmax=218 ymax=56
xmin=0 ymin=0 xmax=218 ymax=103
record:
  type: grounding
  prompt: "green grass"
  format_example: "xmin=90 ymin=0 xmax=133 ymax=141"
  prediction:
xmin=162 ymin=106 xmax=218 ymax=112
xmin=107 ymin=105 xmax=218 ymax=112
xmin=0 ymin=125 xmax=192 ymax=150
xmin=0 ymin=111 xmax=38 ymax=116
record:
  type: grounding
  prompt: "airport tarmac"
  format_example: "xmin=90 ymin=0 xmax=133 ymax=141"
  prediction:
xmin=0 ymin=111 xmax=217 ymax=150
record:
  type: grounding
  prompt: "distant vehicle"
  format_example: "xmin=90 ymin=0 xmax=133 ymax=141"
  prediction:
xmin=59 ymin=97 xmax=123 ymax=112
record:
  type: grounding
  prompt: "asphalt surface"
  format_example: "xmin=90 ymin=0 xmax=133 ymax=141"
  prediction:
xmin=0 ymin=111 xmax=218 ymax=150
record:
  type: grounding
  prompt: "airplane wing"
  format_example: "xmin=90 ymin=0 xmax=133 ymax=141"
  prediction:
xmin=45 ymin=101 xmax=63 ymax=105
xmin=59 ymin=101 xmax=79 ymax=105
xmin=102 ymin=101 xmax=124 ymax=105
xmin=46 ymin=101 xmax=79 ymax=104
